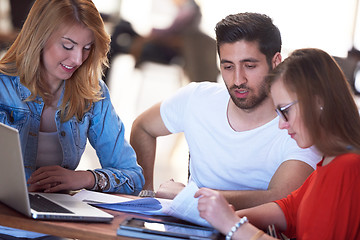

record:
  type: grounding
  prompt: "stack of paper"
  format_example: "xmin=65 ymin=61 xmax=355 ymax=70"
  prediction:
xmin=75 ymin=182 xmax=211 ymax=227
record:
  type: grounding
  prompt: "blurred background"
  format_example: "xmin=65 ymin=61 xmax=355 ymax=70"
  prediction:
xmin=1 ymin=0 xmax=360 ymax=191
xmin=94 ymin=0 xmax=360 ymax=57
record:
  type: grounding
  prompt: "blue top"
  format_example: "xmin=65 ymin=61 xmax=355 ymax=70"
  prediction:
xmin=0 ymin=73 xmax=144 ymax=195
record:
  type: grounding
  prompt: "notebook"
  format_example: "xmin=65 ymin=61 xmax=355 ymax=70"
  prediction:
xmin=0 ymin=122 xmax=114 ymax=222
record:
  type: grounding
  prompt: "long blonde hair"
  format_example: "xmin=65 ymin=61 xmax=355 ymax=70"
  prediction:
xmin=0 ymin=0 xmax=110 ymax=121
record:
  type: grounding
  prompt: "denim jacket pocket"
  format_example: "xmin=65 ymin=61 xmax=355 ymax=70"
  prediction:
xmin=0 ymin=105 xmax=29 ymax=131
xmin=69 ymin=117 xmax=89 ymax=150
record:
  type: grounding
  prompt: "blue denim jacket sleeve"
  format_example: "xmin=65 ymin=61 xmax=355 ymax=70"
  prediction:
xmin=88 ymin=82 xmax=144 ymax=194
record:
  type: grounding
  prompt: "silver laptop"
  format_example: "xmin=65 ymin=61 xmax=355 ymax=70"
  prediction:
xmin=0 ymin=122 xmax=114 ymax=222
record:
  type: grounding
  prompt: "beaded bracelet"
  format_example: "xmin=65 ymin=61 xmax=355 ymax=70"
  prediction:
xmin=225 ymin=216 xmax=248 ymax=240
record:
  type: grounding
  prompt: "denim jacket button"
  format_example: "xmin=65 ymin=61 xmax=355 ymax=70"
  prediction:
xmin=60 ymin=131 xmax=66 ymax=137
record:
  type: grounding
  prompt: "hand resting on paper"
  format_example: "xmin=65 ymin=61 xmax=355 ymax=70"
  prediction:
xmin=155 ymin=179 xmax=185 ymax=199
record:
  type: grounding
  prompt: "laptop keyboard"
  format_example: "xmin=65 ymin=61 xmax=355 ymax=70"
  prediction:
xmin=29 ymin=194 xmax=74 ymax=214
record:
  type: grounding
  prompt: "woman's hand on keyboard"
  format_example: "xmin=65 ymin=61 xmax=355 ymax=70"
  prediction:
xmin=27 ymin=166 xmax=94 ymax=193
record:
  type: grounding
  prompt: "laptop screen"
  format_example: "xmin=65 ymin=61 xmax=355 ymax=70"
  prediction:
xmin=0 ymin=122 xmax=32 ymax=217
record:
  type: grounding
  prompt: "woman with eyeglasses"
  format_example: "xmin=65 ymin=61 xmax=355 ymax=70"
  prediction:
xmin=195 ymin=48 xmax=360 ymax=240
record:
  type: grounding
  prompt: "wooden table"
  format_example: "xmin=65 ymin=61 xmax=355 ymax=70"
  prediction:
xmin=0 ymin=198 xmax=181 ymax=240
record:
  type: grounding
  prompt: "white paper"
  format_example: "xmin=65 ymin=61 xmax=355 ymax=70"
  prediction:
xmin=85 ymin=183 xmax=211 ymax=228
xmin=72 ymin=189 xmax=133 ymax=204
xmin=163 ymin=181 xmax=211 ymax=227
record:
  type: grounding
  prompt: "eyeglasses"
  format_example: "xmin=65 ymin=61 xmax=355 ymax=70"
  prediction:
xmin=275 ymin=100 xmax=298 ymax=122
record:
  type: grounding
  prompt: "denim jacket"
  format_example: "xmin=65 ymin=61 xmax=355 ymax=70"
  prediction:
xmin=0 ymin=73 xmax=144 ymax=195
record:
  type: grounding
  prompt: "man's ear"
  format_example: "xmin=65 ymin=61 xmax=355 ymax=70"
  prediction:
xmin=272 ymin=52 xmax=282 ymax=68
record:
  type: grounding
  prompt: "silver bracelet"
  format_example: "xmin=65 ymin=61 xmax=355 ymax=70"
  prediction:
xmin=87 ymin=170 xmax=98 ymax=191
xmin=226 ymin=216 xmax=248 ymax=240
xmin=138 ymin=189 xmax=156 ymax=198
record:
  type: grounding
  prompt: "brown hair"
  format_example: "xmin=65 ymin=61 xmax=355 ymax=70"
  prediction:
xmin=0 ymin=0 xmax=110 ymax=121
xmin=267 ymin=48 xmax=360 ymax=156
xmin=215 ymin=12 xmax=282 ymax=68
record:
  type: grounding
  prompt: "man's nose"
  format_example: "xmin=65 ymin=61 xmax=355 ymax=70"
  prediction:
xmin=234 ymin=67 xmax=247 ymax=86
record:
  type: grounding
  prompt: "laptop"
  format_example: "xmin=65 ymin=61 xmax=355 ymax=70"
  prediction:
xmin=0 ymin=122 xmax=114 ymax=222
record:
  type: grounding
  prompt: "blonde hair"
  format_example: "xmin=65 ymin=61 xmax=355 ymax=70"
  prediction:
xmin=0 ymin=0 xmax=110 ymax=121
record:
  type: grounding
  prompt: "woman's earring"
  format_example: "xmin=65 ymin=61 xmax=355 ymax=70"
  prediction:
xmin=320 ymin=106 xmax=323 ymax=111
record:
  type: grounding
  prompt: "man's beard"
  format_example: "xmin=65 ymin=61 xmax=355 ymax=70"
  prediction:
xmin=228 ymin=82 xmax=268 ymax=110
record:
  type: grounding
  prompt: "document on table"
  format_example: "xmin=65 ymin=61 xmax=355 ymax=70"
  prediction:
xmin=73 ymin=189 xmax=171 ymax=215
xmin=89 ymin=182 xmax=211 ymax=227
xmin=94 ymin=197 xmax=172 ymax=216
xmin=163 ymin=181 xmax=211 ymax=227
xmin=73 ymin=189 xmax=133 ymax=204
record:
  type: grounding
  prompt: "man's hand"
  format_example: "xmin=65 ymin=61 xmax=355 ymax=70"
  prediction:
xmin=27 ymin=166 xmax=94 ymax=193
xmin=155 ymin=179 xmax=185 ymax=199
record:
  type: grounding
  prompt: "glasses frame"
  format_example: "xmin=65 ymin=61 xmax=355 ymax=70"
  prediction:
xmin=275 ymin=100 xmax=298 ymax=122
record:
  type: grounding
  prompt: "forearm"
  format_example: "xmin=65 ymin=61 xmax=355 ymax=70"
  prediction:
xmin=220 ymin=188 xmax=284 ymax=210
xmin=222 ymin=160 xmax=313 ymax=210
xmin=81 ymin=170 xmax=96 ymax=189
xmin=196 ymin=187 xmax=284 ymax=239
xmin=236 ymin=202 xmax=286 ymax=232
xmin=231 ymin=223 xmax=277 ymax=240
xmin=130 ymin=102 xmax=171 ymax=191
xmin=208 ymin=203 xmax=285 ymax=240
xmin=130 ymin=125 xmax=157 ymax=190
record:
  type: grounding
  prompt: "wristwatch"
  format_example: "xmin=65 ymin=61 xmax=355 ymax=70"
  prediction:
xmin=88 ymin=170 xmax=108 ymax=191
xmin=96 ymin=171 xmax=108 ymax=191
xmin=138 ymin=189 xmax=156 ymax=198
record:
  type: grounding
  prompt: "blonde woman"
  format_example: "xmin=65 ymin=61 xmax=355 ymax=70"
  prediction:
xmin=0 ymin=0 xmax=144 ymax=195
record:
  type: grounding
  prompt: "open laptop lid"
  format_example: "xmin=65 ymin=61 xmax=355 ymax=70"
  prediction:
xmin=0 ymin=122 xmax=113 ymax=222
xmin=0 ymin=122 xmax=32 ymax=217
